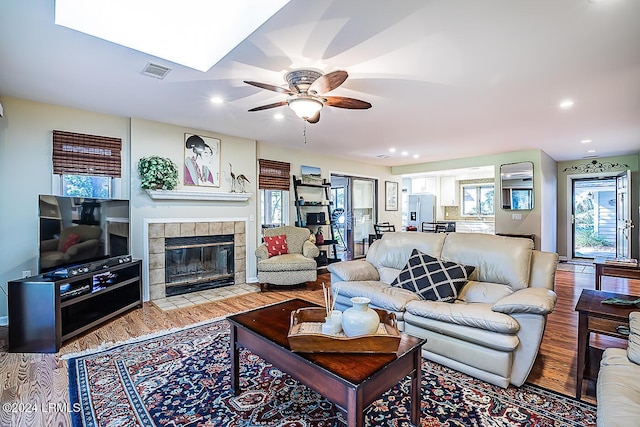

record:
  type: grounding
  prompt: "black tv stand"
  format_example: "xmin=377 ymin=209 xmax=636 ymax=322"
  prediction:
xmin=8 ymin=259 xmax=142 ymax=353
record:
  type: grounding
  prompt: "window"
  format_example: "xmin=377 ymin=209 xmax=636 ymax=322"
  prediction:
xmin=62 ymin=175 xmax=112 ymax=197
xmin=258 ymin=158 xmax=291 ymax=229
xmin=462 ymin=184 xmax=494 ymax=216
xmin=53 ymin=130 xmax=122 ymax=198
xmin=510 ymin=189 xmax=533 ymax=210
xmin=260 ymin=190 xmax=289 ymax=227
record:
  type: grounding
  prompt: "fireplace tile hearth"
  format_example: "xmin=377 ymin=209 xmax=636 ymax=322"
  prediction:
xmin=152 ymin=283 xmax=259 ymax=311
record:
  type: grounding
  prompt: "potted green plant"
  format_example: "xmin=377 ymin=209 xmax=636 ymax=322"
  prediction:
xmin=138 ymin=156 xmax=179 ymax=190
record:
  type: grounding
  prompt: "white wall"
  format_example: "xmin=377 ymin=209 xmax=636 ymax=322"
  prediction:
xmin=129 ymin=118 xmax=258 ymax=289
xmin=393 ymin=149 xmax=558 ymax=251
xmin=257 ymin=144 xmax=400 ymax=228
xmin=0 ymin=96 xmax=131 ymax=320
xmin=0 ymin=96 xmax=395 ymax=320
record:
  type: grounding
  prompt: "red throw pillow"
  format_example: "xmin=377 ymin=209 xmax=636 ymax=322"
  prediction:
xmin=61 ymin=234 xmax=81 ymax=252
xmin=264 ymin=234 xmax=289 ymax=257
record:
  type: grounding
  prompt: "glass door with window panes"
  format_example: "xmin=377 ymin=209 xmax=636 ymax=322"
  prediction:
xmin=331 ymin=175 xmax=376 ymax=260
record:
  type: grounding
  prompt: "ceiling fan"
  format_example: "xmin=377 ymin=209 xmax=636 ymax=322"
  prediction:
xmin=244 ymin=69 xmax=372 ymax=124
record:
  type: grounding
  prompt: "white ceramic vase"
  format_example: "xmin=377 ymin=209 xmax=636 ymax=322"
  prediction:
xmin=341 ymin=297 xmax=379 ymax=337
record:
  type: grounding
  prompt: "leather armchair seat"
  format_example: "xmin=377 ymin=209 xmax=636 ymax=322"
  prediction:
xmin=328 ymin=232 xmax=558 ymax=388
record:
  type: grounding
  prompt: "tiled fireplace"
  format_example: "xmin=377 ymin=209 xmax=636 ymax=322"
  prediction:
xmin=147 ymin=220 xmax=246 ymax=300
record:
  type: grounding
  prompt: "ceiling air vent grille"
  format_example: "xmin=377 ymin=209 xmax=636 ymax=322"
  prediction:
xmin=141 ymin=62 xmax=171 ymax=79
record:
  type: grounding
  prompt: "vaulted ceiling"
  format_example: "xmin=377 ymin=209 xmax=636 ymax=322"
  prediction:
xmin=1 ymin=0 xmax=639 ymax=166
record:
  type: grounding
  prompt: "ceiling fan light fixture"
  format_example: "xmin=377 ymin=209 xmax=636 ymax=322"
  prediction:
xmin=288 ymin=97 xmax=323 ymax=119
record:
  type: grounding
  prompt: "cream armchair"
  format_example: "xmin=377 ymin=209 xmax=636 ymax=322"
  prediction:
xmin=255 ymin=226 xmax=320 ymax=291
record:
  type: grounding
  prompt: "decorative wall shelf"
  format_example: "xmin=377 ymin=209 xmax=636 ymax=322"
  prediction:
xmin=145 ymin=190 xmax=252 ymax=202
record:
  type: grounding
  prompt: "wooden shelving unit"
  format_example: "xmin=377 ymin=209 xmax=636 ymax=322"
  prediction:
xmin=292 ymin=175 xmax=339 ymax=267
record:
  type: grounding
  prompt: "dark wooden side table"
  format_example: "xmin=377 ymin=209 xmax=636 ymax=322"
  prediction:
xmin=593 ymin=257 xmax=640 ymax=290
xmin=574 ymin=289 xmax=638 ymax=399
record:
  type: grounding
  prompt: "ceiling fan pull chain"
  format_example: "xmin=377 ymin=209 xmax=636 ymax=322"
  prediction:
xmin=303 ymin=121 xmax=307 ymax=144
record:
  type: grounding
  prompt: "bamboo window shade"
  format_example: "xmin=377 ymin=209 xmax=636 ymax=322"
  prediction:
xmin=52 ymin=130 xmax=122 ymax=177
xmin=258 ymin=159 xmax=290 ymax=191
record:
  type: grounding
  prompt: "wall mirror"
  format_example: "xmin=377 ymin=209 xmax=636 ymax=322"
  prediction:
xmin=500 ymin=161 xmax=534 ymax=210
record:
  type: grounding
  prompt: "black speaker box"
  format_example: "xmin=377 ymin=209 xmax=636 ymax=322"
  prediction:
xmin=306 ymin=212 xmax=326 ymax=225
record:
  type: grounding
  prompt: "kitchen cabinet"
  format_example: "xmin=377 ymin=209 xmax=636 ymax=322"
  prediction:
xmin=440 ymin=176 xmax=458 ymax=206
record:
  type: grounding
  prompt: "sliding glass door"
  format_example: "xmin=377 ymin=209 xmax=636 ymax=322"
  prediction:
xmin=331 ymin=175 xmax=377 ymax=260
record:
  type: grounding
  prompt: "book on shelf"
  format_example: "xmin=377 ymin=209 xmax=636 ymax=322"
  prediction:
xmin=604 ymin=258 xmax=638 ymax=266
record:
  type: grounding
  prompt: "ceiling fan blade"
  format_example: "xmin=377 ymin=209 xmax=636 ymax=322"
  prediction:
xmin=306 ymin=111 xmax=320 ymax=124
xmin=324 ymin=96 xmax=372 ymax=109
xmin=248 ymin=100 xmax=288 ymax=112
xmin=309 ymin=70 xmax=348 ymax=94
xmin=244 ymin=80 xmax=295 ymax=95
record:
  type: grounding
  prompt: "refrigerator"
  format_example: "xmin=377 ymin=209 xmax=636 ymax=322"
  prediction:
xmin=407 ymin=194 xmax=436 ymax=229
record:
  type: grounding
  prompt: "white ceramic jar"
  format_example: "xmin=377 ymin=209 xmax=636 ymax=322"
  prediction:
xmin=341 ymin=297 xmax=379 ymax=337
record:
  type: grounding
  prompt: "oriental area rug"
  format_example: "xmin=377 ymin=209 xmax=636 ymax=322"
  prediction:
xmin=67 ymin=319 xmax=596 ymax=427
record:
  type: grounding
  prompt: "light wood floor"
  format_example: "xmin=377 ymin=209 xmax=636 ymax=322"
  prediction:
xmin=1 ymin=267 xmax=638 ymax=426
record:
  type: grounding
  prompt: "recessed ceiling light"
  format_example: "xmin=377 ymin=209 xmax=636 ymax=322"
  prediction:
xmin=273 ymin=113 xmax=284 ymax=119
xmin=559 ymin=99 xmax=575 ymax=109
xmin=389 ymin=148 xmax=396 ymax=153
xmin=210 ymin=96 xmax=224 ymax=104
xmin=55 ymin=0 xmax=291 ymax=72
xmin=580 ymin=139 xmax=592 ymax=144
xmin=587 ymin=149 xmax=597 ymax=153
xmin=401 ymin=151 xmax=409 ymax=156
xmin=412 ymin=154 xmax=419 ymax=159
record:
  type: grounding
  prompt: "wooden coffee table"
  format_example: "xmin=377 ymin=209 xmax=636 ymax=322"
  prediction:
xmin=574 ymin=289 xmax=637 ymax=399
xmin=227 ymin=298 xmax=426 ymax=427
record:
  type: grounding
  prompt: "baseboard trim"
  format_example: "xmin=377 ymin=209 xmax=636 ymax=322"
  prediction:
xmin=0 ymin=316 xmax=8 ymax=326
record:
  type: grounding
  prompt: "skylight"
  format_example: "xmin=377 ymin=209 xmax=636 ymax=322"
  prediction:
xmin=55 ymin=0 xmax=290 ymax=72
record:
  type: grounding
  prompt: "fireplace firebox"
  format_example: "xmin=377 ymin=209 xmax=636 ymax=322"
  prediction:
xmin=164 ymin=234 xmax=234 ymax=296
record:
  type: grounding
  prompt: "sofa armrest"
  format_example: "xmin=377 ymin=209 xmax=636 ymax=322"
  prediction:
xmin=327 ymin=260 xmax=379 ymax=282
xmin=40 ymin=239 xmax=60 ymax=252
xmin=64 ymin=239 xmax=98 ymax=258
xmin=255 ymin=244 xmax=269 ymax=261
xmin=302 ymin=240 xmax=320 ymax=258
xmin=492 ymin=288 xmax=557 ymax=315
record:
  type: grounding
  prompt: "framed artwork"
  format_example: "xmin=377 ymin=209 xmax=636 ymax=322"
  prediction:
xmin=184 ymin=134 xmax=220 ymax=187
xmin=385 ymin=181 xmax=398 ymax=211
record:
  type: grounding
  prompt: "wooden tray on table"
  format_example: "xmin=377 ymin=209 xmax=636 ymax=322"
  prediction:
xmin=287 ymin=307 xmax=401 ymax=353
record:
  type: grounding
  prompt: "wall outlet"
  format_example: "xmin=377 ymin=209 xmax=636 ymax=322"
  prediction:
xmin=511 ymin=213 xmax=522 ymax=220
xmin=22 ymin=270 xmax=31 ymax=278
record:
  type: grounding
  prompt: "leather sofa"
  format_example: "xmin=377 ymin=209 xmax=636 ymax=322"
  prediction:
xmin=328 ymin=232 xmax=558 ymax=388
xmin=40 ymin=224 xmax=102 ymax=270
xmin=596 ymin=312 xmax=640 ymax=426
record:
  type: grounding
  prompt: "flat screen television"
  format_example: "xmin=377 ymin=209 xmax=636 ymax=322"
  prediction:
xmin=38 ymin=195 xmax=130 ymax=274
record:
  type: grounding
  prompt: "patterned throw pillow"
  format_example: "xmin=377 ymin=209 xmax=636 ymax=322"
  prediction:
xmin=264 ymin=234 xmax=289 ymax=257
xmin=61 ymin=234 xmax=81 ymax=252
xmin=391 ymin=249 xmax=475 ymax=302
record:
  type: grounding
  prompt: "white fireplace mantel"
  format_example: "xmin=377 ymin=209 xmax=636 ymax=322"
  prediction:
xmin=145 ymin=190 xmax=252 ymax=202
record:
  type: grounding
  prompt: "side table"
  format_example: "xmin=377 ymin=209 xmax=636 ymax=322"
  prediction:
xmin=593 ymin=257 xmax=640 ymax=290
xmin=574 ymin=289 xmax=637 ymax=399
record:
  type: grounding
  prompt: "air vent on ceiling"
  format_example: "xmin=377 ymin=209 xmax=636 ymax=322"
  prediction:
xmin=141 ymin=62 xmax=171 ymax=79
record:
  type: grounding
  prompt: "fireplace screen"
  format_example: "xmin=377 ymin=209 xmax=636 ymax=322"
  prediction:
xmin=164 ymin=234 xmax=234 ymax=296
